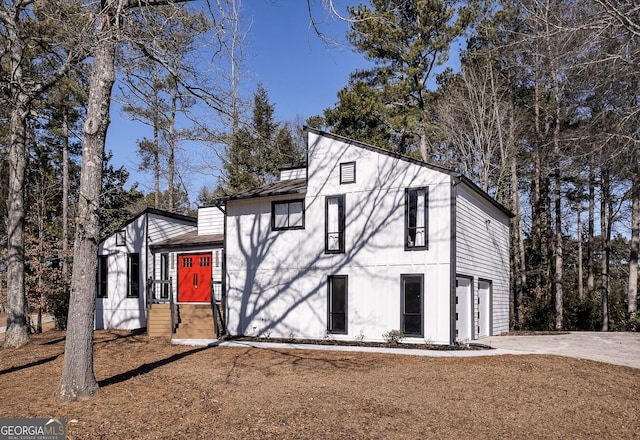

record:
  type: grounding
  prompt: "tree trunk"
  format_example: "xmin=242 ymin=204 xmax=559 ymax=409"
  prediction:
xmin=587 ymin=162 xmax=596 ymax=294
xmin=153 ymin=64 xmax=161 ymax=209
xmin=554 ymin=168 xmax=563 ymax=330
xmin=3 ymin=18 xmax=31 ymax=348
xmin=60 ymin=9 xmax=116 ymax=401
xmin=418 ymin=118 xmax=428 ymax=162
xmin=600 ymin=167 xmax=610 ymax=332
xmin=167 ymin=82 xmax=177 ymax=212
xmin=511 ymin=153 xmax=526 ymax=328
xmin=3 ymin=95 xmax=30 ymax=349
xmin=577 ymin=197 xmax=584 ymax=301
xmin=61 ymin=108 xmax=70 ymax=297
xmin=628 ymin=160 xmax=639 ymax=322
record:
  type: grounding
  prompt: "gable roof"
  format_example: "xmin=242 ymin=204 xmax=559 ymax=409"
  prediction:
xmin=304 ymin=127 xmax=514 ymax=218
xmin=219 ymin=129 xmax=512 ymax=219
xmin=99 ymin=207 xmax=197 ymax=244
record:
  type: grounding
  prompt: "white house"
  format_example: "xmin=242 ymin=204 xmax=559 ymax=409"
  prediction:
xmin=96 ymin=207 xmax=225 ymax=331
xmin=223 ymin=128 xmax=512 ymax=344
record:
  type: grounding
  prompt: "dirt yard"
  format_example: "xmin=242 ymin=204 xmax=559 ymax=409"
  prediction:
xmin=1 ymin=329 xmax=639 ymax=439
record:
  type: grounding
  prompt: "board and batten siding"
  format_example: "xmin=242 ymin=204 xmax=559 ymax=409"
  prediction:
xmin=455 ymin=183 xmax=511 ymax=335
xmin=226 ymin=132 xmax=455 ymax=344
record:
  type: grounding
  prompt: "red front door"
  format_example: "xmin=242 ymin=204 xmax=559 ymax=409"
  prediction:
xmin=178 ymin=253 xmax=212 ymax=302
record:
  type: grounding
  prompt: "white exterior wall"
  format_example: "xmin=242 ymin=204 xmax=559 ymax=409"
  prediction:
xmin=455 ymin=183 xmax=511 ymax=336
xmin=96 ymin=212 xmax=196 ymax=330
xmin=197 ymin=206 xmax=224 ymax=235
xmin=226 ymin=133 xmax=454 ymax=343
xmin=280 ymin=167 xmax=306 ymax=180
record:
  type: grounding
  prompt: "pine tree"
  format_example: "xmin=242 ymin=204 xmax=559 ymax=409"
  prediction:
xmin=324 ymin=0 xmax=477 ymax=159
xmin=220 ymin=84 xmax=303 ymax=194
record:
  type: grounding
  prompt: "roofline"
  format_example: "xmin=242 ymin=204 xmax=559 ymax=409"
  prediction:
xmin=216 ymin=180 xmax=307 ymax=203
xmin=149 ymin=238 xmax=224 ymax=251
xmin=457 ymin=176 xmax=515 ymax=218
xmin=304 ymin=126 xmax=458 ymax=176
xmin=99 ymin=207 xmax=197 ymax=244
xmin=142 ymin=207 xmax=198 ymax=223
xmin=304 ymin=127 xmax=513 ymax=218
xmin=278 ymin=163 xmax=307 ymax=171
xmin=228 ymin=187 xmax=307 ymax=202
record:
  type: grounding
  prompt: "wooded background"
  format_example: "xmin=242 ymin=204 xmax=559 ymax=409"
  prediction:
xmin=0 ymin=0 xmax=638 ymax=359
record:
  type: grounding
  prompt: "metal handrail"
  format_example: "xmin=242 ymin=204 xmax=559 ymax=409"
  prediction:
xmin=211 ymin=281 xmax=224 ymax=338
xmin=210 ymin=284 xmax=218 ymax=338
xmin=147 ymin=277 xmax=175 ymax=334
xmin=169 ymin=277 xmax=175 ymax=334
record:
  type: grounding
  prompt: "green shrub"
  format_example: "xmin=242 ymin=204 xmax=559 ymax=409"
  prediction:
xmin=382 ymin=329 xmax=403 ymax=344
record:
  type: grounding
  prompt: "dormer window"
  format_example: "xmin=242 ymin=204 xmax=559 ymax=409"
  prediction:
xmin=340 ymin=162 xmax=356 ymax=184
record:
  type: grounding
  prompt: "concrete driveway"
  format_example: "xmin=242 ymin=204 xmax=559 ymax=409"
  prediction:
xmin=483 ymin=332 xmax=640 ymax=369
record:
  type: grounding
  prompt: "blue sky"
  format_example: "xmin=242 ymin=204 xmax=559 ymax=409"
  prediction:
xmin=106 ymin=1 xmax=371 ymax=199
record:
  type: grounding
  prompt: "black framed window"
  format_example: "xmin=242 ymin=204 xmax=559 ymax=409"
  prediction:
xmin=116 ymin=230 xmax=126 ymax=246
xmin=272 ymin=199 xmax=305 ymax=230
xmin=405 ymin=188 xmax=428 ymax=250
xmin=160 ymin=253 xmax=169 ymax=299
xmin=340 ymin=162 xmax=356 ymax=184
xmin=401 ymin=274 xmax=423 ymax=337
xmin=97 ymin=255 xmax=108 ymax=298
xmin=127 ymin=253 xmax=140 ymax=298
xmin=328 ymin=275 xmax=348 ymax=334
xmin=325 ymin=195 xmax=345 ymax=253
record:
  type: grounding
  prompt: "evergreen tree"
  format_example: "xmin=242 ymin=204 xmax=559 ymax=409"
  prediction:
xmin=324 ymin=0 xmax=477 ymax=159
xmin=100 ymin=151 xmax=144 ymax=237
xmin=220 ymin=84 xmax=303 ymax=194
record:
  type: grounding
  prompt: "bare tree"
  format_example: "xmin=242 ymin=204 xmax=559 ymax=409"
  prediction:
xmin=0 ymin=0 xmax=88 ymax=348
xmin=628 ymin=151 xmax=639 ymax=323
xmin=60 ymin=0 xmax=230 ymax=401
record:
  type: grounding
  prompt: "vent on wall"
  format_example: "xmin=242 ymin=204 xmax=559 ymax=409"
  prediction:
xmin=340 ymin=162 xmax=356 ymax=184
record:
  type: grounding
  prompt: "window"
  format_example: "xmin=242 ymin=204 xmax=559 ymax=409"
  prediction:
xmin=115 ymin=230 xmax=126 ymax=246
xmin=160 ymin=253 xmax=169 ymax=299
xmin=97 ymin=255 xmax=108 ymax=298
xmin=325 ymin=195 xmax=345 ymax=253
xmin=405 ymin=188 xmax=428 ymax=249
xmin=327 ymin=275 xmax=348 ymax=334
xmin=401 ymin=274 xmax=423 ymax=337
xmin=127 ymin=253 xmax=140 ymax=298
xmin=272 ymin=200 xmax=305 ymax=230
xmin=340 ymin=162 xmax=356 ymax=184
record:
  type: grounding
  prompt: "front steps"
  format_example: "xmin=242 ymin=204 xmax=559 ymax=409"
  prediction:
xmin=147 ymin=303 xmax=220 ymax=340
xmin=174 ymin=304 xmax=215 ymax=339
xmin=147 ymin=303 xmax=173 ymax=337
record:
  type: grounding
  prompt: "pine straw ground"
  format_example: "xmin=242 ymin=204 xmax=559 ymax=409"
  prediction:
xmin=0 ymin=329 xmax=639 ymax=439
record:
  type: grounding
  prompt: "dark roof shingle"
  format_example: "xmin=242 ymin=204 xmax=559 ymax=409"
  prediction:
xmin=150 ymin=231 xmax=223 ymax=250
xmin=226 ymin=178 xmax=306 ymax=200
